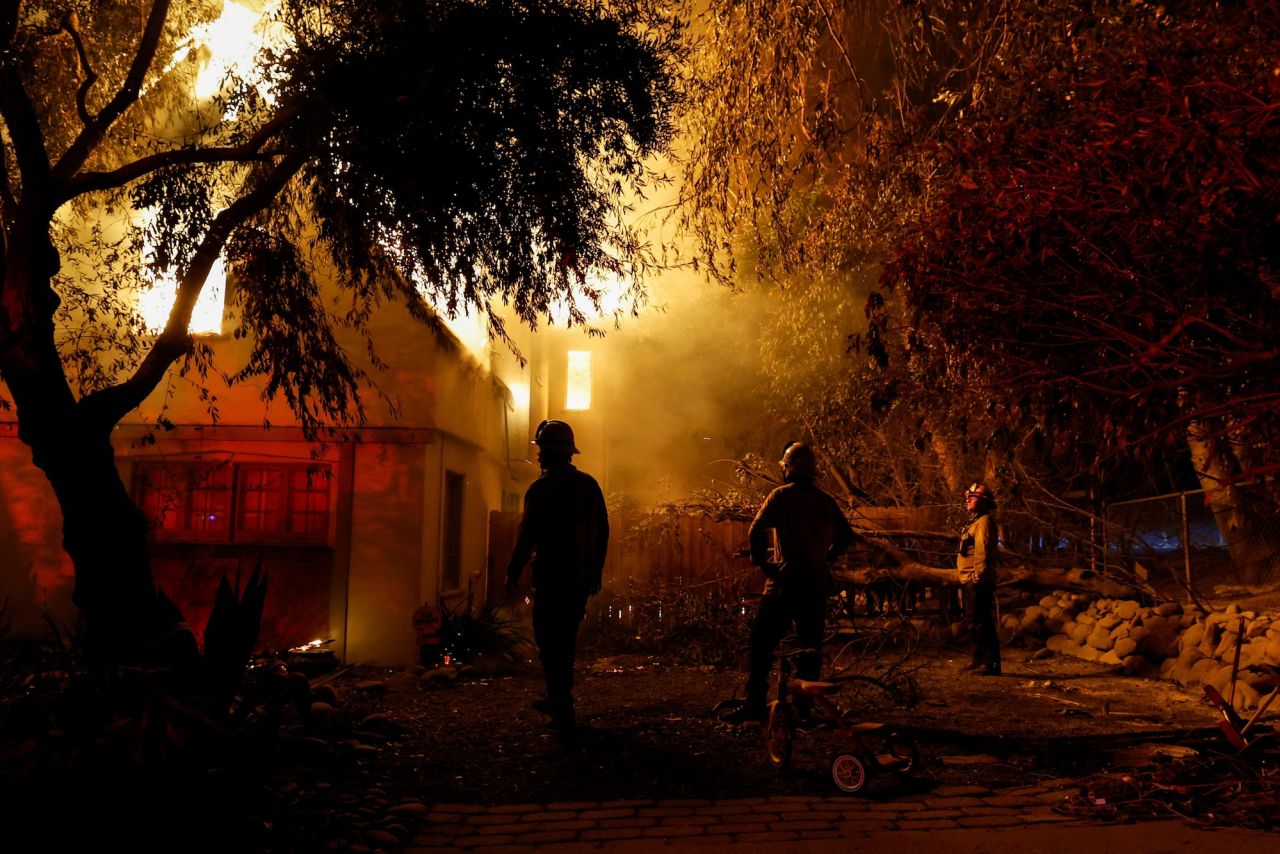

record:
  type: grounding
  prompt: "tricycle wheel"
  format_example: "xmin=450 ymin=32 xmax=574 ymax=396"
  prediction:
xmin=831 ymin=753 xmax=868 ymax=793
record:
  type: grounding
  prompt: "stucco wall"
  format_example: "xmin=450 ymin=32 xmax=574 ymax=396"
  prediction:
xmin=0 ymin=430 xmax=74 ymax=635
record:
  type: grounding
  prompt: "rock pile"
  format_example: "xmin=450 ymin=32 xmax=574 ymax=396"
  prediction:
xmin=1000 ymin=592 xmax=1280 ymax=710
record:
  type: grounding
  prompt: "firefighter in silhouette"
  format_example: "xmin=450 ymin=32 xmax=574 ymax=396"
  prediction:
xmin=957 ymin=481 xmax=1001 ymax=675
xmin=725 ymin=441 xmax=854 ymax=722
xmin=506 ymin=419 xmax=609 ymax=732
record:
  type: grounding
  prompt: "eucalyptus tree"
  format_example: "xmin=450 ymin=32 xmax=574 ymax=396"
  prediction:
xmin=0 ymin=0 xmax=683 ymax=661
xmin=881 ymin=0 xmax=1280 ymax=581
xmin=680 ymin=0 xmax=1020 ymax=512
xmin=682 ymin=1 xmax=1279 ymax=577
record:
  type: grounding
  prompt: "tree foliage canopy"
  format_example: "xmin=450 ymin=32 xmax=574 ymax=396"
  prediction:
xmin=882 ymin=0 xmax=1280 ymax=484
xmin=681 ymin=0 xmax=1278 ymax=519
xmin=3 ymin=0 xmax=684 ymax=437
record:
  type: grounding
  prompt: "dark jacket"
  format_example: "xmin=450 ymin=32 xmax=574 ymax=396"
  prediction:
xmin=748 ymin=481 xmax=854 ymax=597
xmin=506 ymin=463 xmax=609 ymax=594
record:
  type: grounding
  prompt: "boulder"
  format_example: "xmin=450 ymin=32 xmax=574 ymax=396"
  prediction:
xmin=1205 ymin=611 xmax=1233 ymax=628
xmin=1238 ymin=637 xmax=1272 ymax=669
xmin=1046 ymin=635 xmax=1082 ymax=654
xmin=1087 ymin=624 xmax=1114 ymax=651
xmin=385 ymin=670 xmax=419 ymax=693
xmin=1166 ymin=648 xmax=1204 ymax=685
xmin=1114 ymin=600 xmax=1141 ymax=620
xmin=1020 ymin=611 xmax=1046 ymax=632
xmin=1267 ymin=636 xmax=1280 ymax=662
xmin=1072 ymin=623 xmax=1093 ymax=645
xmin=1198 ymin=623 xmax=1224 ymax=657
xmin=1136 ymin=621 xmax=1177 ymax=660
xmin=309 ymin=701 xmax=336 ymax=734
xmin=1189 ymin=657 xmax=1219 ymax=684
xmin=1113 ymin=637 xmax=1139 ymax=659
xmin=1180 ymin=622 xmax=1205 ymax=652
xmin=1213 ymin=627 xmax=1244 ymax=660
xmin=1233 ymin=681 xmax=1263 ymax=710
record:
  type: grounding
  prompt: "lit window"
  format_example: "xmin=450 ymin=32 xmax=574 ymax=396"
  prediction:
xmin=565 ymin=350 xmax=591 ymax=411
xmin=135 ymin=463 xmax=232 ymax=542
xmin=237 ymin=465 xmax=331 ymax=541
xmin=134 ymin=461 xmax=330 ymax=544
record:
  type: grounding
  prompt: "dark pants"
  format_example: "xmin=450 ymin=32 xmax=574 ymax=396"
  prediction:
xmin=532 ymin=588 xmax=590 ymax=713
xmin=963 ymin=583 xmax=1001 ymax=671
xmin=745 ymin=592 xmax=826 ymax=709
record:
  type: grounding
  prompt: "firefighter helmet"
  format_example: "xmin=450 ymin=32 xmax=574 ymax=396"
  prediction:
xmin=780 ymin=442 xmax=818 ymax=481
xmin=534 ymin=419 xmax=580 ymax=454
xmin=964 ymin=482 xmax=995 ymax=505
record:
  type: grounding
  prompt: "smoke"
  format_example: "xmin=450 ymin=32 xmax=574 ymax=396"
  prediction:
xmin=594 ymin=261 xmax=872 ymax=506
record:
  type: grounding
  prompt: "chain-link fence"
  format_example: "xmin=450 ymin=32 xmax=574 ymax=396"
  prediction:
xmin=1104 ymin=488 xmax=1280 ymax=597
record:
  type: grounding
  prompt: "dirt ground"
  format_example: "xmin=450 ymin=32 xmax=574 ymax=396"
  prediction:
xmin=353 ymin=638 xmax=1230 ymax=806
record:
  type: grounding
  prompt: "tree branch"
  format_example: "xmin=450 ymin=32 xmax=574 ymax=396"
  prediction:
xmin=0 ymin=2 xmax=18 ymax=48
xmin=0 ymin=64 xmax=54 ymax=199
xmin=62 ymin=98 xmax=308 ymax=199
xmin=52 ymin=0 xmax=172 ymax=181
xmin=78 ymin=149 xmax=309 ymax=429
xmin=60 ymin=11 xmax=97 ymax=126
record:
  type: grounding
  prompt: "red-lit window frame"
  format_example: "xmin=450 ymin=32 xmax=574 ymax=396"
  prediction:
xmin=134 ymin=461 xmax=331 ymax=544
xmin=236 ymin=465 xmax=331 ymax=543
xmin=135 ymin=463 xmax=233 ymax=542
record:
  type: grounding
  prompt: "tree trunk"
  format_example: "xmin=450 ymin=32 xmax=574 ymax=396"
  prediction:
xmin=1 ymin=249 xmax=186 ymax=663
xmin=837 ymin=535 xmax=1151 ymax=598
xmin=1187 ymin=421 xmax=1280 ymax=586
xmin=923 ymin=412 xmax=965 ymax=496
xmin=42 ymin=431 xmax=169 ymax=652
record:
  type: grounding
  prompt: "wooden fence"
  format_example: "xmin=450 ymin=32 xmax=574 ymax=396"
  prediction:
xmin=486 ymin=509 xmax=756 ymax=605
xmin=486 ymin=504 xmax=964 ymax=606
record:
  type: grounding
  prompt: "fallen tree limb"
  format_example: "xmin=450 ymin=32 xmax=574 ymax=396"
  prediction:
xmin=836 ymin=538 xmax=1150 ymax=598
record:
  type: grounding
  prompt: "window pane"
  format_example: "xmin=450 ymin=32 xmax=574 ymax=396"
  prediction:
xmin=135 ymin=463 xmax=230 ymax=541
xmin=238 ymin=468 xmax=285 ymax=535
xmin=565 ymin=350 xmax=591 ymax=410
xmin=290 ymin=468 xmax=331 ymax=536
xmin=236 ymin=464 xmax=329 ymax=542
